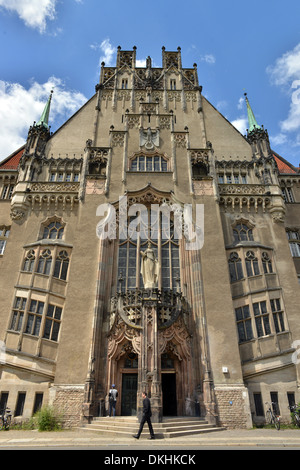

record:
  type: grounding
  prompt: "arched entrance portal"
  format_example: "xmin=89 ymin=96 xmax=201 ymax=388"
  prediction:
xmin=106 ymin=292 xmax=193 ymax=421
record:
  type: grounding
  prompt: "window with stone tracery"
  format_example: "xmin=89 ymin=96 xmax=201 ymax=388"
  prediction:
xmin=129 ymin=155 xmax=168 ymax=172
xmin=23 ymin=249 xmax=36 ymax=272
xmin=233 ymin=223 xmax=254 ymax=242
xmin=228 ymin=252 xmax=244 ymax=282
xmin=42 ymin=220 xmax=64 ymax=240
xmin=118 ymin=209 xmax=180 ymax=291
xmin=245 ymin=250 xmax=260 ymax=277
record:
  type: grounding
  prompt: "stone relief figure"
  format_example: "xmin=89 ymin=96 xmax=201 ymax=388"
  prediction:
xmin=140 ymin=241 xmax=159 ymax=289
xmin=140 ymin=127 xmax=159 ymax=150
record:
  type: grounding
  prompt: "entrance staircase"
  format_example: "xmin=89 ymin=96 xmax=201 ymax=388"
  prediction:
xmin=80 ymin=416 xmax=225 ymax=438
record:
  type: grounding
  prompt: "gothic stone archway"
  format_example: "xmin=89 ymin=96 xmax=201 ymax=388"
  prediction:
xmin=106 ymin=289 xmax=192 ymax=422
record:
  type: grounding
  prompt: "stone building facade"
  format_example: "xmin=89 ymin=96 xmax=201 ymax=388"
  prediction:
xmin=0 ymin=47 xmax=300 ymax=428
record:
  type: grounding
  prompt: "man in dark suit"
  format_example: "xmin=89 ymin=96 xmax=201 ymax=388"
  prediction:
xmin=133 ymin=392 xmax=155 ymax=439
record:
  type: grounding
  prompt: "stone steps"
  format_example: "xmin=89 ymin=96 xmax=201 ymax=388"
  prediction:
xmin=80 ymin=416 xmax=225 ymax=438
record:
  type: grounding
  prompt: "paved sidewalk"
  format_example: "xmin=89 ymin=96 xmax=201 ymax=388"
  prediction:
xmin=0 ymin=428 xmax=299 ymax=448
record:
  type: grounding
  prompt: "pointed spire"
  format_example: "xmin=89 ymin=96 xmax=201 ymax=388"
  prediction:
xmin=244 ymin=93 xmax=260 ymax=133
xmin=36 ymin=90 xmax=53 ymax=129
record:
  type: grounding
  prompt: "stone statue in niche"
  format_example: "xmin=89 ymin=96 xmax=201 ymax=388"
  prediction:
xmin=140 ymin=127 xmax=159 ymax=150
xmin=140 ymin=241 xmax=159 ymax=289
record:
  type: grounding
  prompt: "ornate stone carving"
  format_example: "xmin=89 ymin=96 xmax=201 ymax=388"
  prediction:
xmin=140 ymin=102 xmax=157 ymax=114
xmin=111 ymin=132 xmax=125 ymax=147
xmin=117 ymin=90 xmax=130 ymax=101
xmin=193 ymin=180 xmax=214 ymax=196
xmin=159 ymin=316 xmax=191 ymax=360
xmin=168 ymin=91 xmax=181 ymax=102
xmin=30 ymin=182 xmax=80 ymax=192
xmin=88 ymin=148 xmax=109 ymax=177
xmin=219 ymin=195 xmax=271 ymax=213
xmin=127 ymin=115 xmax=140 ymax=129
xmin=158 ymin=116 xmax=170 ymax=129
xmin=139 ymin=127 xmax=159 ymax=150
xmin=173 ymin=132 xmax=187 ymax=148
xmin=26 ymin=193 xmax=79 ymax=211
xmin=110 ymin=289 xmax=185 ymax=330
xmin=10 ymin=209 xmax=25 ymax=220
xmin=85 ymin=180 xmax=105 ymax=195
xmin=219 ymin=184 xmax=266 ymax=195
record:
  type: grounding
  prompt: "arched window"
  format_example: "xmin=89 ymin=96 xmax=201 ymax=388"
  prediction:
xmin=262 ymin=252 xmax=273 ymax=274
xmin=53 ymin=250 xmax=69 ymax=281
xmin=23 ymin=250 xmax=36 ymax=272
xmin=118 ymin=209 xmax=180 ymax=291
xmin=42 ymin=221 xmax=64 ymax=240
xmin=228 ymin=252 xmax=243 ymax=282
xmin=233 ymin=223 xmax=254 ymax=242
xmin=36 ymin=249 xmax=52 ymax=275
xmin=124 ymin=352 xmax=138 ymax=368
xmin=245 ymin=251 xmax=259 ymax=277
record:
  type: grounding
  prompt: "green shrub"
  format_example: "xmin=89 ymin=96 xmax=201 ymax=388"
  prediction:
xmin=34 ymin=405 xmax=62 ymax=431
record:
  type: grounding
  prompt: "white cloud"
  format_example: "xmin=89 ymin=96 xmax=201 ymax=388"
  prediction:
xmin=0 ymin=78 xmax=86 ymax=159
xmin=267 ymin=43 xmax=300 ymax=86
xmin=237 ymin=97 xmax=244 ymax=110
xmin=269 ymin=133 xmax=288 ymax=146
xmin=90 ymin=40 xmax=148 ymax=69
xmin=136 ymin=59 xmax=147 ymax=67
xmin=200 ymin=54 xmax=216 ymax=65
xmin=216 ymin=100 xmax=227 ymax=111
xmin=231 ymin=117 xmax=248 ymax=135
xmin=280 ymin=80 xmax=300 ymax=133
xmin=90 ymin=39 xmax=117 ymax=67
xmin=0 ymin=0 xmax=80 ymax=33
xmin=267 ymin=43 xmax=300 ymax=147
xmin=0 ymin=0 xmax=57 ymax=33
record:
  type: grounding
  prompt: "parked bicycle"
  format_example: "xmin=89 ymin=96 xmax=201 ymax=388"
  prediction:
xmin=288 ymin=404 xmax=300 ymax=428
xmin=0 ymin=407 xmax=12 ymax=430
xmin=265 ymin=402 xmax=280 ymax=430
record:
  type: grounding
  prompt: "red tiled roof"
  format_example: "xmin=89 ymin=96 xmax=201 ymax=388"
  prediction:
xmin=0 ymin=147 xmax=24 ymax=170
xmin=273 ymin=153 xmax=298 ymax=174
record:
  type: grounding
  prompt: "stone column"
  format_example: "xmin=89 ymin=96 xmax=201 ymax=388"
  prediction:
xmin=137 ymin=299 xmax=162 ymax=423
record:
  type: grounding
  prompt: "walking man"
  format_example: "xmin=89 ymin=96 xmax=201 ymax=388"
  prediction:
xmin=133 ymin=391 xmax=155 ymax=439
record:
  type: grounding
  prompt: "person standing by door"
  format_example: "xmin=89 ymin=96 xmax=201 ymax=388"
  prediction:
xmin=108 ymin=384 xmax=118 ymax=417
xmin=133 ymin=391 xmax=155 ymax=439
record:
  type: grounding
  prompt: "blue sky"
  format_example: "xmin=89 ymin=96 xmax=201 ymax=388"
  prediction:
xmin=1 ymin=0 xmax=300 ymax=167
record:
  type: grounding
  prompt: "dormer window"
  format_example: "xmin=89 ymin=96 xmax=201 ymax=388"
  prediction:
xmin=122 ymin=79 xmax=128 ymax=89
xmin=170 ymin=79 xmax=176 ymax=90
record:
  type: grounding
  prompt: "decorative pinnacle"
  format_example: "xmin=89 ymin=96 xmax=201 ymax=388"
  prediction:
xmin=36 ymin=90 xmax=53 ymax=129
xmin=244 ymin=92 xmax=261 ymax=133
